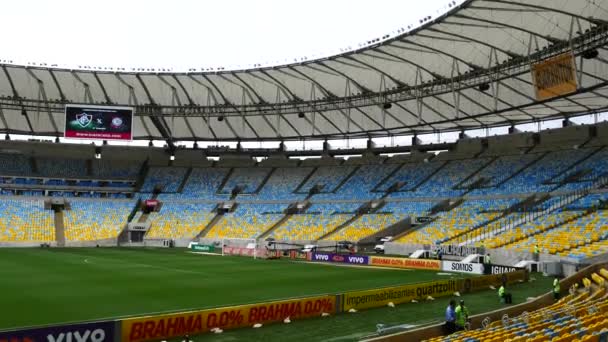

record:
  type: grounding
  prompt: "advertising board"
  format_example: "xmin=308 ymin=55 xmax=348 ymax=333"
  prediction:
xmin=191 ymin=244 xmax=215 ymax=252
xmin=121 ymin=296 xmax=336 ymax=342
xmin=311 ymin=252 xmax=369 ymax=265
xmin=369 ymin=256 xmax=441 ymax=270
xmin=0 ymin=321 xmax=116 ymax=342
xmin=342 ymin=279 xmax=459 ymax=311
xmin=442 ymin=261 xmax=484 ymax=274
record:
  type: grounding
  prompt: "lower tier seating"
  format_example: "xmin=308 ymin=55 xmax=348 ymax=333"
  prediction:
xmin=146 ymin=202 xmax=216 ymax=239
xmin=64 ymin=200 xmax=134 ymax=241
xmin=205 ymin=204 xmax=286 ymax=239
xmin=425 ymin=268 xmax=608 ymax=342
xmin=0 ymin=199 xmax=54 ymax=242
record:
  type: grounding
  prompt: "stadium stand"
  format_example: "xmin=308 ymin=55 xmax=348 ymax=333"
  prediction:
xmin=315 ymin=163 xmax=398 ymax=200
xmin=326 ymin=213 xmax=402 ymax=242
xmin=382 ymin=161 xmax=446 ymax=193
xmin=0 ymin=199 xmax=54 ymax=242
xmin=161 ymin=168 xmax=230 ymax=200
xmin=397 ymin=199 xmax=516 ymax=245
xmin=256 ymin=167 xmax=313 ymax=200
xmin=140 ymin=167 xmax=188 ymax=193
xmin=298 ymin=166 xmax=355 ymax=193
xmin=145 ymin=202 xmax=217 ymax=239
xmin=221 ymin=167 xmax=272 ymax=194
xmin=91 ymin=160 xmax=142 ymax=179
xmin=206 ymin=203 xmax=286 ymax=239
xmin=37 ymin=158 xmax=88 ymax=178
xmin=424 ymin=268 xmax=608 ymax=342
xmin=0 ymin=153 xmax=32 ymax=175
xmin=271 ymin=203 xmax=360 ymax=241
xmin=64 ymin=200 xmax=134 ymax=241
xmin=411 ymin=157 xmax=493 ymax=198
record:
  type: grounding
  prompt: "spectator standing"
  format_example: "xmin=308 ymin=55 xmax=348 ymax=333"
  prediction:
xmin=444 ymin=299 xmax=456 ymax=334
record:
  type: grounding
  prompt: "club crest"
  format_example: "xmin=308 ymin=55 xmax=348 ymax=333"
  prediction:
xmin=76 ymin=113 xmax=93 ymax=127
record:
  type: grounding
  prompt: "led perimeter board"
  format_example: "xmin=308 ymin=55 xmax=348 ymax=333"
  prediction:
xmin=64 ymin=104 xmax=134 ymax=141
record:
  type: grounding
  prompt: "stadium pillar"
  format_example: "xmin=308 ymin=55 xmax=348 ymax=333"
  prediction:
xmin=412 ymin=135 xmax=421 ymax=146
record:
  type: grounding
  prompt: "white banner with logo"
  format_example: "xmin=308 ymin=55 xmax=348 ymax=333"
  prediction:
xmin=442 ymin=261 xmax=484 ymax=274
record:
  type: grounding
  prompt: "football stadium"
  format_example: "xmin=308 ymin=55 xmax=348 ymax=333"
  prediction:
xmin=1 ymin=0 xmax=608 ymax=341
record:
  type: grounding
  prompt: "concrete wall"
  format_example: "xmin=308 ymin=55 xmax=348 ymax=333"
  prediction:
xmin=534 ymin=125 xmax=589 ymax=151
xmin=484 ymin=132 xmax=535 ymax=155
xmin=64 ymin=238 xmax=118 ymax=247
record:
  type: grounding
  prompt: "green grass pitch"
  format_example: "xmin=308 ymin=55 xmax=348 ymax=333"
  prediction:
xmin=0 ymin=248 xmax=554 ymax=341
xmin=0 ymin=247 xmax=461 ymax=329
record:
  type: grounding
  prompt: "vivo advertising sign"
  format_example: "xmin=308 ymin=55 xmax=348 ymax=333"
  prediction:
xmin=312 ymin=252 xmax=369 ymax=265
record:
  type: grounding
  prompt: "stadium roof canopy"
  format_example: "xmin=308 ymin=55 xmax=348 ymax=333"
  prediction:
xmin=0 ymin=0 xmax=608 ymax=144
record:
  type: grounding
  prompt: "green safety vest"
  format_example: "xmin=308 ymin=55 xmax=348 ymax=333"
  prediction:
xmin=534 ymin=246 xmax=539 ymax=254
xmin=499 ymin=285 xmax=505 ymax=297
xmin=455 ymin=305 xmax=469 ymax=327
xmin=553 ymin=279 xmax=560 ymax=293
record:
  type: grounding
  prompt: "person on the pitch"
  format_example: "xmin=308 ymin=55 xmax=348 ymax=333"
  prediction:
xmin=499 ymin=282 xmax=512 ymax=304
xmin=455 ymin=300 xmax=470 ymax=331
xmin=553 ymin=277 xmax=561 ymax=300
xmin=444 ymin=299 xmax=456 ymax=334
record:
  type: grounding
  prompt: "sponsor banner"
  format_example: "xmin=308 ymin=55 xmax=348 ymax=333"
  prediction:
xmin=343 ymin=279 xmax=460 ymax=311
xmin=487 ymin=264 xmax=522 ymax=275
xmin=437 ymin=245 xmax=481 ymax=257
xmin=0 ymin=321 xmax=116 ymax=342
xmin=463 ymin=269 xmax=528 ymax=293
xmin=532 ymin=52 xmax=577 ymax=101
xmin=191 ymin=244 xmax=215 ymax=252
xmin=223 ymin=246 xmax=266 ymax=257
xmin=311 ymin=252 xmax=369 ymax=265
xmin=442 ymin=261 xmax=484 ymax=275
xmin=416 ymin=216 xmax=432 ymax=223
xmin=369 ymin=256 xmax=440 ymax=270
xmin=289 ymin=250 xmax=311 ymax=261
xmin=267 ymin=249 xmax=283 ymax=259
xmin=121 ymin=295 xmax=336 ymax=342
xmin=144 ymin=200 xmax=159 ymax=207
xmin=64 ymin=104 xmax=134 ymax=141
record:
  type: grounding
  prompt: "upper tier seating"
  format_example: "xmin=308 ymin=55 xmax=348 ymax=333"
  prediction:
xmin=37 ymin=158 xmax=87 ymax=178
xmin=491 ymin=148 xmax=594 ymax=194
xmin=381 ymin=161 xmax=446 ymax=193
xmin=298 ymin=166 xmax=355 ymax=193
xmin=146 ymin=202 xmax=216 ymax=239
xmin=255 ymin=167 xmax=313 ymax=201
xmin=206 ymin=203 xmax=286 ymax=239
xmin=0 ymin=153 xmax=31 ymax=175
xmin=315 ymin=164 xmax=399 ymax=200
xmin=164 ymin=168 xmax=230 ymax=200
xmin=140 ymin=167 xmax=188 ymax=193
xmin=64 ymin=200 xmax=134 ymax=241
xmin=465 ymin=153 xmax=541 ymax=190
xmin=91 ymin=160 xmax=141 ymax=179
xmin=0 ymin=199 xmax=54 ymax=242
xmin=410 ymin=158 xmax=492 ymax=198
xmin=221 ymin=167 xmax=272 ymax=194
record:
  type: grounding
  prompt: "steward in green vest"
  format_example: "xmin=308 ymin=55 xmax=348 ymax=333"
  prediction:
xmin=498 ymin=282 xmax=512 ymax=304
xmin=553 ymin=278 xmax=561 ymax=300
xmin=454 ymin=300 xmax=470 ymax=331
